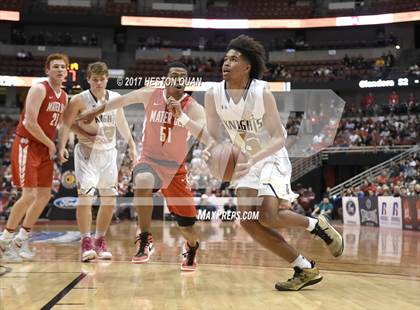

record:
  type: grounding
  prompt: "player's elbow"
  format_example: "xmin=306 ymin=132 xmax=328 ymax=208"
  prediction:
xmin=23 ymin=119 xmax=36 ymax=131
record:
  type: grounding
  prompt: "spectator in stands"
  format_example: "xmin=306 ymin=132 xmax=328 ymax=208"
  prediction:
xmin=291 ymin=200 xmax=306 ymax=216
xmin=389 ymin=161 xmax=400 ymax=178
xmin=90 ymin=33 xmax=98 ymax=46
xmin=342 ymin=54 xmax=350 ymax=67
xmin=407 ymin=92 xmax=419 ymax=114
xmin=343 ymin=187 xmax=355 ymax=197
xmin=374 ymin=56 xmax=385 ymax=76
xmin=361 ymin=92 xmax=375 ymax=116
xmin=385 ymin=51 xmax=394 ymax=68
xmin=354 ymin=186 xmax=364 ymax=198
xmin=324 ymin=187 xmax=332 ymax=199
xmin=408 ymin=64 xmax=420 ymax=77
xmin=221 ymin=197 xmax=237 ymax=221
xmin=367 ymin=190 xmax=377 ymax=197
xmin=198 ymin=36 xmax=207 ymax=51
xmin=16 ymin=50 xmax=27 ymax=59
xmin=196 ymin=194 xmax=217 ymax=221
xmin=349 ymin=131 xmax=362 ymax=146
xmin=415 ymin=184 xmax=420 ymax=196
xmin=375 ymin=28 xmax=386 ymax=46
xmin=82 ymin=35 xmax=88 ymax=46
xmin=298 ymin=186 xmax=315 ymax=212
xmin=400 ymin=187 xmax=408 ymax=196
xmin=381 ymin=185 xmax=391 ymax=196
xmin=313 ymin=67 xmax=332 ymax=78
xmin=388 ymin=91 xmax=399 ymax=114
xmin=311 ymin=197 xmax=334 ymax=220
xmin=393 ymin=185 xmax=401 ymax=197
xmin=377 ymin=170 xmax=388 ymax=185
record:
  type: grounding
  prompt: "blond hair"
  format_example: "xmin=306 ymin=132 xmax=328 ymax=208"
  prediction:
xmin=86 ymin=61 xmax=109 ymax=78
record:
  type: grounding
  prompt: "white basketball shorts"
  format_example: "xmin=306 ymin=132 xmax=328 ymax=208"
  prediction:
xmin=234 ymin=154 xmax=299 ymax=202
xmin=74 ymin=143 xmax=118 ymax=196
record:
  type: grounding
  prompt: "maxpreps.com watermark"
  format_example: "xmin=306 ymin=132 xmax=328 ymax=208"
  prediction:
xmin=197 ymin=210 xmax=260 ymax=221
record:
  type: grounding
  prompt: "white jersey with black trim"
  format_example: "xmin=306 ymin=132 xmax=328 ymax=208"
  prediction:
xmin=212 ymin=79 xmax=291 ymax=169
xmin=77 ymin=89 xmax=120 ymax=150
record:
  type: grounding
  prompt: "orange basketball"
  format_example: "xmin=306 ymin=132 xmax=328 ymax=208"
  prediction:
xmin=207 ymin=143 xmax=247 ymax=182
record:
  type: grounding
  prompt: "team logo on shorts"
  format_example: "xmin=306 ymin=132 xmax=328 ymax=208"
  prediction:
xmin=61 ymin=170 xmax=76 ymax=189
xmin=346 ymin=200 xmax=356 ymax=216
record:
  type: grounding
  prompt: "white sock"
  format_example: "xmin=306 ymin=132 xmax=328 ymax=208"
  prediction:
xmin=1 ymin=229 xmax=15 ymax=241
xmin=291 ymin=254 xmax=312 ymax=269
xmin=16 ymin=228 xmax=30 ymax=241
xmin=306 ymin=217 xmax=318 ymax=232
xmin=95 ymin=231 xmax=105 ymax=239
xmin=81 ymin=233 xmax=91 ymax=239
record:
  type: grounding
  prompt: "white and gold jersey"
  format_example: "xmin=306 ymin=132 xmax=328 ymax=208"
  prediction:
xmin=78 ymin=89 xmax=119 ymax=150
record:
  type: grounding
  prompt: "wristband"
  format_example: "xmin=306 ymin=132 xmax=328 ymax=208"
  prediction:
xmin=178 ymin=113 xmax=190 ymax=126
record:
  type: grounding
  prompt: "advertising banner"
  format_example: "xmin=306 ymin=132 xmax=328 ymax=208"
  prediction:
xmin=401 ymin=196 xmax=418 ymax=231
xmin=378 ymin=196 xmax=402 ymax=229
xmin=342 ymin=197 xmax=360 ymax=225
xmin=359 ymin=196 xmax=379 ymax=227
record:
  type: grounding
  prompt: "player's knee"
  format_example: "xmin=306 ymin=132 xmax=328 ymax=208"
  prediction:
xmin=134 ymin=173 xmax=155 ymax=189
xmin=21 ymin=189 xmax=37 ymax=203
xmin=258 ymin=210 xmax=276 ymax=228
xmin=38 ymin=191 xmax=52 ymax=203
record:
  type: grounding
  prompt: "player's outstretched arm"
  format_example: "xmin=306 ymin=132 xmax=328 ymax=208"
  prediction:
xmin=77 ymin=87 xmax=154 ymax=123
xmin=184 ymin=101 xmax=214 ymax=146
xmin=251 ymin=87 xmax=286 ymax=163
xmin=23 ymin=83 xmax=56 ymax=158
xmin=58 ymin=95 xmax=84 ymax=163
xmin=168 ymin=96 xmax=214 ymax=147
xmin=116 ymin=108 xmax=138 ymax=162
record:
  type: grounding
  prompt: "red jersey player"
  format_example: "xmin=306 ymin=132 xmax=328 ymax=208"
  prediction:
xmin=0 ymin=53 xmax=69 ymax=263
xmin=78 ymin=62 xmax=213 ymax=271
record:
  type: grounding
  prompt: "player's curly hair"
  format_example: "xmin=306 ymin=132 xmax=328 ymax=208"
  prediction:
xmin=226 ymin=35 xmax=267 ymax=79
xmin=165 ymin=62 xmax=188 ymax=75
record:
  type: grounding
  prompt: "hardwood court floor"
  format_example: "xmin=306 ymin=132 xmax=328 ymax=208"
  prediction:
xmin=1 ymin=220 xmax=419 ymax=310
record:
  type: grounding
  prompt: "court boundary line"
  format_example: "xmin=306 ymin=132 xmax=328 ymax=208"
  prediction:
xmin=24 ymin=259 xmax=418 ymax=279
xmin=0 ymin=265 xmax=12 ymax=277
xmin=40 ymin=272 xmax=87 ymax=310
xmin=129 ymin=261 xmax=420 ymax=280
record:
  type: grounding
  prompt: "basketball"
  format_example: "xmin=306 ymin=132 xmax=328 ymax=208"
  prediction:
xmin=207 ymin=143 xmax=247 ymax=181
xmin=1 ymin=1 xmax=419 ymax=308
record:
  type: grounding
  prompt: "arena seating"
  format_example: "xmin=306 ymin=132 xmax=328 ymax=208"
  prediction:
xmin=0 ymin=0 xmax=28 ymax=11
xmin=105 ymin=0 xmax=137 ymax=16
xmin=207 ymin=0 xmax=313 ymax=19
xmin=0 ymin=56 xmax=98 ymax=77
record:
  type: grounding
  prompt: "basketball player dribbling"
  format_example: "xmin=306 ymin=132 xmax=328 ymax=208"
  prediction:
xmin=58 ymin=61 xmax=137 ymax=262
xmin=77 ymin=62 xmax=213 ymax=271
xmin=0 ymin=53 xmax=69 ymax=263
xmin=204 ymin=35 xmax=344 ymax=290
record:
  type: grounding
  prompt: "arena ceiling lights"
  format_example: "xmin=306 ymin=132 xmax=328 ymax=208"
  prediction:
xmin=0 ymin=10 xmax=19 ymax=21
xmin=121 ymin=10 xmax=420 ymax=29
